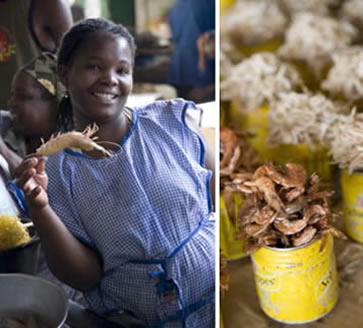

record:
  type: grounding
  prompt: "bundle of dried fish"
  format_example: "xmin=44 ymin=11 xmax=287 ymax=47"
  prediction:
xmin=220 ymin=250 xmax=229 ymax=295
xmin=329 ymin=109 xmax=363 ymax=173
xmin=220 ymin=53 xmax=302 ymax=111
xmin=221 ymin=0 xmax=287 ymax=47
xmin=224 ymin=162 xmax=345 ymax=253
xmin=340 ymin=0 xmax=363 ymax=40
xmin=321 ymin=47 xmax=363 ymax=102
xmin=267 ymin=92 xmax=350 ymax=149
xmin=279 ymin=13 xmax=357 ymax=76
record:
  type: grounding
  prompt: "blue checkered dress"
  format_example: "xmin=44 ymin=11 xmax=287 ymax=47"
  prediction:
xmin=46 ymin=99 xmax=215 ymax=327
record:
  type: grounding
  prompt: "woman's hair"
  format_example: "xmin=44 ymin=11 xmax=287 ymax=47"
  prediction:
xmin=56 ymin=18 xmax=136 ymax=132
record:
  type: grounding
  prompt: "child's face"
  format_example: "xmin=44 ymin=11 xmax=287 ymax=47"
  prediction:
xmin=8 ymin=71 xmax=57 ymax=138
xmin=61 ymin=33 xmax=133 ymax=124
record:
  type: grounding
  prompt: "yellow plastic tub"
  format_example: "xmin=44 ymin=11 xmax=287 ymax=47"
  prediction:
xmin=220 ymin=194 xmax=246 ymax=260
xmin=251 ymin=234 xmax=338 ymax=324
xmin=341 ymin=170 xmax=363 ymax=243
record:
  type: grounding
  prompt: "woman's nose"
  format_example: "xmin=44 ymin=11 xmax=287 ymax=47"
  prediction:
xmin=101 ymin=70 xmax=118 ymax=86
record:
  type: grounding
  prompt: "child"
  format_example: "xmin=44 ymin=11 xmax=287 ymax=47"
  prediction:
xmin=15 ymin=18 xmax=215 ymax=327
xmin=0 ymin=52 xmax=65 ymax=177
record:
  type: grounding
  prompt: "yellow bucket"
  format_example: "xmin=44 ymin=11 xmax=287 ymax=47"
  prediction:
xmin=271 ymin=143 xmax=332 ymax=182
xmin=341 ymin=170 xmax=363 ymax=243
xmin=232 ymin=102 xmax=332 ymax=181
xmin=220 ymin=194 xmax=246 ymax=261
xmin=220 ymin=0 xmax=235 ymax=15
xmin=251 ymin=234 xmax=338 ymax=324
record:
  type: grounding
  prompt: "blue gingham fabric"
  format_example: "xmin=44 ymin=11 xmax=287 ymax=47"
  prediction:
xmin=45 ymin=99 xmax=215 ymax=327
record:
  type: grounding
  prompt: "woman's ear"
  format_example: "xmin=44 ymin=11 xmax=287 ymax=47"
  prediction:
xmin=58 ymin=65 xmax=68 ymax=88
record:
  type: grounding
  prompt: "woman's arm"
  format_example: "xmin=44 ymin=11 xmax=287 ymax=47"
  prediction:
xmin=15 ymin=157 xmax=102 ymax=291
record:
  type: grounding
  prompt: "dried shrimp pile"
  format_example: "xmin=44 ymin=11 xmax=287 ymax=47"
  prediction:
xmin=221 ymin=0 xmax=287 ymax=47
xmin=220 ymin=127 xmax=260 ymax=180
xmin=278 ymin=13 xmax=357 ymax=75
xmin=267 ymin=92 xmax=350 ymax=149
xmin=0 ymin=215 xmax=31 ymax=251
xmin=329 ymin=109 xmax=363 ymax=173
xmin=220 ymin=53 xmax=302 ymax=111
xmin=322 ymin=47 xmax=363 ymax=101
xmin=224 ymin=162 xmax=345 ymax=253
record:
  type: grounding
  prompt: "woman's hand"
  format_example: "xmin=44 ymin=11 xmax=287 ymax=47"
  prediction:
xmin=15 ymin=156 xmax=48 ymax=209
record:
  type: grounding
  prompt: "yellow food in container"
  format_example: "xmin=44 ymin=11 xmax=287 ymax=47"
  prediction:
xmin=252 ymin=234 xmax=338 ymax=323
xmin=0 ymin=215 xmax=31 ymax=251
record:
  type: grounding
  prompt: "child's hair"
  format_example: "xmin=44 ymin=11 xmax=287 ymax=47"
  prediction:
xmin=56 ymin=18 xmax=136 ymax=132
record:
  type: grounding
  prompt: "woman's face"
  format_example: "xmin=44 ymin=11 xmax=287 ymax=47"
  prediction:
xmin=61 ymin=33 xmax=133 ymax=125
xmin=8 ymin=71 xmax=57 ymax=137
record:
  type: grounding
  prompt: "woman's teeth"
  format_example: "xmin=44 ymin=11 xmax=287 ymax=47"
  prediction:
xmin=93 ymin=92 xmax=116 ymax=100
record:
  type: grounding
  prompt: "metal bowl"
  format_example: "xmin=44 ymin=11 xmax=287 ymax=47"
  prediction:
xmin=0 ymin=273 xmax=68 ymax=327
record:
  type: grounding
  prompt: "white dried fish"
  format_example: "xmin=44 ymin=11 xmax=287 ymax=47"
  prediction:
xmin=221 ymin=53 xmax=302 ymax=111
xmin=279 ymin=13 xmax=357 ymax=76
xmin=322 ymin=46 xmax=363 ymax=101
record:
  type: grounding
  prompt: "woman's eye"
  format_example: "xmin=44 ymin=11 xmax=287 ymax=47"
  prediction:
xmin=117 ymin=68 xmax=129 ymax=75
xmin=87 ymin=64 xmax=100 ymax=71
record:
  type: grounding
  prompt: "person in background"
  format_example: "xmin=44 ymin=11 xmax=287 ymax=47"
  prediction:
xmin=0 ymin=52 xmax=66 ymax=177
xmin=168 ymin=0 xmax=215 ymax=104
xmin=15 ymin=18 xmax=215 ymax=327
xmin=0 ymin=51 xmax=85 ymax=307
xmin=0 ymin=0 xmax=73 ymax=109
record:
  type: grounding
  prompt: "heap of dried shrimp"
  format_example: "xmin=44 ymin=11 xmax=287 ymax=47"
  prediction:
xmin=224 ymin=162 xmax=345 ymax=253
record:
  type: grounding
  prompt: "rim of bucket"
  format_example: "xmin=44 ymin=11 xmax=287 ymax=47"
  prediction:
xmin=0 ymin=273 xmax=69 ymax=327
xmin=0 ymin=219 xmax=40 ymax=254
xmin=262 ymin=235 xmax=324 ymax=252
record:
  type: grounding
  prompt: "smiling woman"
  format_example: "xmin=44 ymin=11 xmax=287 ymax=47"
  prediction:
xmin=14 ymin=18 xmax=216 ymax=327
